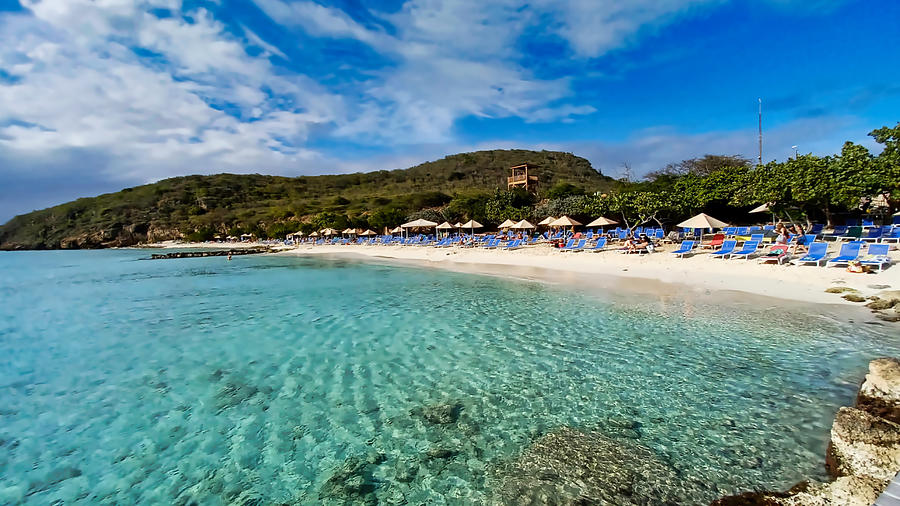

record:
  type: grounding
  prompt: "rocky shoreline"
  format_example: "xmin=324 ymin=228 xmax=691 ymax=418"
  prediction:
xmin=713 ymin=357 xmax=900 ymax=505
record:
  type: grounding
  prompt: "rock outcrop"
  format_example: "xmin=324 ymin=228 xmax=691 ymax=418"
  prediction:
xmin=713 ymin=357 xmax=900 ymax=505
xmin=856 ymin=358 xmax=900 ymax=423
xmin=490 ymin=427 xmax=705 ymax=505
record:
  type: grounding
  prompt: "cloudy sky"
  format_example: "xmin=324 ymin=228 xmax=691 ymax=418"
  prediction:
xmin=0 ymin=0 xmax=898 ymax=221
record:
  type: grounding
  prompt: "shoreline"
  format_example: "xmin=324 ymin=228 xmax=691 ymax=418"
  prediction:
xmin=267 ymin=243 xmax=899 ymax=308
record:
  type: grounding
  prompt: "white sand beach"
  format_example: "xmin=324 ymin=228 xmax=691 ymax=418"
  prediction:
xmin=276 ymin=243 xmax=900 ymax=306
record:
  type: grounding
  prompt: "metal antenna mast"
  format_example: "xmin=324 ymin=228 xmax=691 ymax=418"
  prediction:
xmin=758 ymin=98 xmax=763 ymax=166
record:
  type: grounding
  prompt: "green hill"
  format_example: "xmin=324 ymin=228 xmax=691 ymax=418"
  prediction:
xmin=0 ymin=149 xmax=613 ymax=250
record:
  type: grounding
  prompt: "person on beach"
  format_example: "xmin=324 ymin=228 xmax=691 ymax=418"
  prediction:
xmin=227 ymin=254 xmax=232 ymax=261
xmin=790 ymin=223 xmax=809 ymax=255
xmin=623 ymin=235 xmax=650 ymax=252
xmin=774 ymin=225 xmax=789 ymax=245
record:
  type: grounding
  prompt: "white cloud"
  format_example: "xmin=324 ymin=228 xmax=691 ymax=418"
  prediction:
xmin=250 ymin=0 xmax=729 ymax=144
xmin=535 ymin=0 xmax=722 ymax=57
xmin=0 ymin=2 xmax=340 ymax=186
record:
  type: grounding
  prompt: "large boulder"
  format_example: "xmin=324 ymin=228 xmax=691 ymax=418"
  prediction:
xmin=856 ymin=357 xmax=900 ymax=423
xmin=490 ymin=427 xmax=705 ymax=505
xmin=780 ymin=475 xmax=887 ymax=506
xmin=826 ymin=407 xmax=900 ymax=480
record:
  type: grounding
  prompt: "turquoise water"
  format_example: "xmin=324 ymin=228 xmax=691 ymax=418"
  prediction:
xmin=0 ymin=249 xmax=897 ymax=504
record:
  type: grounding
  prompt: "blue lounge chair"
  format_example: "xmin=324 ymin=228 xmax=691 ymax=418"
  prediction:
xmin=882 ymin=228 xmax=900 ymax=244
xmin=671 ymin=240 xmax=696 ymax=258
xmin=483 ymin=238 xmax=501 ymax=249
xmin=736 ymin=227 xmax=750 ymax=236
xmin=827 ymin=242 xmax=863 ymax=267
xmin=503 ymin=239 xmax=522 ymax=250
xmin=861 ymin=228 xmax=884 ymax=242
xmin=709 ymin=239 xmax=737 ymax=258
xmin=862 ymin=219 xmax=875 ymax=228
xmin=750 ymin=233 xmax=764 ymax=244
xmin=616 ymin=230 xmax=629 ymax=241
xmin=588 ymin=237 xmax=608 ymax=252
xmin=893 ymin=216 xmax=900 ymax=226
xmin=860 ymin=244 xmax=892 ymax=272
xmin=729 ymin=240 xmax=761 ymax=260
xmin=824 ymin=226 xmax=848 ymax=241
xmin=794 ymin=242 xmax=828 ymax=267
xmin=561 ymin=239 xmax=586 ymax=252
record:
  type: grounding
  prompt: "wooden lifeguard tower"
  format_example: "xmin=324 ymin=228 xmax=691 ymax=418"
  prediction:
xmin=507 ymin=163 xmax=539 ymax=191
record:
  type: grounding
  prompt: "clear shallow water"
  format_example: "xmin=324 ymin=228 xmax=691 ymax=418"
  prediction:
xmin=0 ymin=250 xmax=898 ymax=504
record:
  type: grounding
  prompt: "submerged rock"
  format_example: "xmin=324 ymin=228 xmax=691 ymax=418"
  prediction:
xmin=426 ymin=446 xmax=458 ymax=459
xmin=842 ymin=294 xmax=867 ymax=303
xmin=318 ymin=456 xmax=380 ymax=505
xmin=490 ymin=427 xmax=704 ymax=505
xmin=412 ymin=402 xmax=463 ymax=425
xmin=27 ymin=466 xmax=82 ymax=495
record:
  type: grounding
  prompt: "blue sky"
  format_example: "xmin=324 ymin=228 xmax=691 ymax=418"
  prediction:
xmin=0 ymin=0 xmax=898 ymax=221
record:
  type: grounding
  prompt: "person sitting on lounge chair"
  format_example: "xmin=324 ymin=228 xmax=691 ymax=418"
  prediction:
xmin=623 ymin=235 xmax=650 ymax=252
xmin=791 ymin=225 xmax=809 ymax=255
xmin=774 ymin=225 xmax=789 ymax=245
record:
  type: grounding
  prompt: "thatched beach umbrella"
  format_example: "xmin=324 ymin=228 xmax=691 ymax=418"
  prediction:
xmin=436 ymin=221 xmax=454 ymax=238
xmin=401 ymin=218 xmax=437 ymax=238
xmin=549 ymin=216 xmax=582 ymax=227
xmin=749 ymin=202 xmax=777 ymax=226
xmin=677 ymin=213 xmax=730 ymax=237
xmin=309 ymin=231 xmax=319 ymax=238
xmin=498 ymin=219 xmax=516 ymax=230
xmin=587 ymin=216 xmax=618 ymax=227
xmin=360 ymin=229 xmax=376 ymax=236
xmin=390 ymin=226 xmax=403 ymax=235
xmin=321 ymin=228 xmax=338 ymax=236
xmin=549 ymin=216 xmax=582 ymax=236
xmin=512 ymin=219 xmax=535 ymax=230
xmin=461 ymin=219 xmax=483 ymax=237
xmin=537 ymin=216 xmax=557 ymax=239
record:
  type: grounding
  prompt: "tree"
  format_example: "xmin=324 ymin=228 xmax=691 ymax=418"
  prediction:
xmin=545 ymin=182 xmax=586 ymax=200
xmin=484 ymin=189 xmax=535 ymax=224
xmin=869 ymin=123 xmax=900 ymax=212
xmin=367 ymin=207 xmax=406 ymax=232
xmin=646 ymin=154 xmax=751 ymax=180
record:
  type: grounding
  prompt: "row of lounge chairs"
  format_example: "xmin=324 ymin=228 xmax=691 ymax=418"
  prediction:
xmin=824 ymin=226 xmax=900 ymax=243
xmin=670 ymin=239 xmax=892 ymax=270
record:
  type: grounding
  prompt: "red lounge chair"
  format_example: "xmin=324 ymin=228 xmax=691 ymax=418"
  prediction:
xmin=701 ymin=233 xmax=725 ymax=249
xmin=758 ymin=245 xmax=791 ymax=265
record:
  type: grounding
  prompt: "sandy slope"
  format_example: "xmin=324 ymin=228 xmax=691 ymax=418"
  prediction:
xmin=276 ymin=242 xmax=900 ymax=306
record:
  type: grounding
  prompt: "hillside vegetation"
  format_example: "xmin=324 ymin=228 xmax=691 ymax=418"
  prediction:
xmin=0 ymin=149 xmax=613 ymax=249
